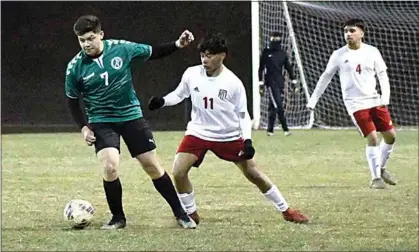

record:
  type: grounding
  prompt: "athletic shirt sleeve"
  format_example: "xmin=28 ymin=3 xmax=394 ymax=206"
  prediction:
xmin=234 ymin=80 xmax=252 ymax=140
xmin=374 ymin=47 xmax=390 ymax=105
xmin=235 ymin=80 xmax=248 ymax=113
xmin=307 ymin=51 xmax=339 ymax=109
xmin=121 ymin=40 xmax=152 ymax=62
xmin=374 ymin=47 xmax=387 ymax=73
xmin=65 ymin=71 xmax=80 ymax=99
xmin=163 ymin=68 xmax=191 ymax=106
xmin=65 ymin=55 xmax=82 ymax=99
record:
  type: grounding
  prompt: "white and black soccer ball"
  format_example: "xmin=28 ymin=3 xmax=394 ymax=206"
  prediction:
xmin=63 ymin=199 xmax=94 ymax=229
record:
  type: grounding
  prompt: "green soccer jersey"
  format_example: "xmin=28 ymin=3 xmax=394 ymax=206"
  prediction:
xmin=65 ymin=39 xmax=152 ymax=123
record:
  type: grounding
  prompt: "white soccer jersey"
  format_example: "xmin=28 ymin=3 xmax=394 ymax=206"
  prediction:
xmin=307 ymin=43 xmax=390 ymax=115
xmin=163 ymin=65 xmax=251 ymax=141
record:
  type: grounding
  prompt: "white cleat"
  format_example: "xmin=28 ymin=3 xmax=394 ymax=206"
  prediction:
xmin=176 ymin=216 xmax=197 ymax=229
xmin=284 ymin=131 xmax=292 ymax=136
xmin=267 ymin=132 xmax=275 ymax=136
xmin=381 ymin=169 xmax=397 ymax=185
xmin=370 ymin=178 xmax=387 ymax=189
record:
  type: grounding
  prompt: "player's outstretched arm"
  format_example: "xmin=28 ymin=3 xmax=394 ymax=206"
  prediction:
xmin=307 ymin=52 xmax=339 ymax=110
xmin=148 ymin=69 xmax=191 ymax=111
xmin=148 ymin=96 xmax=165 ymax=111
xmin=148 ymin=90 xmax=187 ymax=111
xmin=149 ymin=30 xmax=194 ymax=60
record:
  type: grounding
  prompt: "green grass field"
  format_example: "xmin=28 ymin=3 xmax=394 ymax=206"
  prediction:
xmin=2 ymin=130 xmax=418 ymax=251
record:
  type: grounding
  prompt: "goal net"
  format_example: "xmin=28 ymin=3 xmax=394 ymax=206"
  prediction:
xmin=257 ymin=1 xmax=418 ymax=129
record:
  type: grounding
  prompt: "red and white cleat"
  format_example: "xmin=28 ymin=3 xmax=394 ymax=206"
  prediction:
xmin=282 ymin=208 xmax=309 ymax=224
xmin=188 ymin=211 xmax=200 ymax=225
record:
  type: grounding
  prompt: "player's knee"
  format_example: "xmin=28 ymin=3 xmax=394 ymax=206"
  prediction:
xmin=368 ymin=138 xmax=380 ymax=146
xmin=172 ymin=165 xmax=189 ymax=180
xmin=97 ymin=147 xmax=120 ymax=181
xmin=382 ymin=129 xmax=396 ymax=144
xmin=103 ymin=159 xmax=118 ymax=181
xmin=386 ymin=135 xmax=396 ymax=144
xmin=172 ymin=153 xmax=195 ymax=179
xmin=388 ymin=136 xmax=396 ymax=144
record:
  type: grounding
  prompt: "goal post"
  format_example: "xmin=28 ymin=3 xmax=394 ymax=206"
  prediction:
xmin=252 ymin=1 xmax=314 ymax=130
xmin=281 ymin=1 xmax=314 ymax=129
xmin=252 ymin=1 xmax=419 ymax=130
xmin=251 ymin=1 xmax=261 ymax=129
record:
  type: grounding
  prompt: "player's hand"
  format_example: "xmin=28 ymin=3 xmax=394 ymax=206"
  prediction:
xmin=81 ymin=126 xmax=96 ymax=146
xmin=148 ymin=96 xmax=165 ymax=111
xmin=176 ymin=30 xmax=195 ymax=48
xmin=239 ymin=139 xmax=255 ymax=160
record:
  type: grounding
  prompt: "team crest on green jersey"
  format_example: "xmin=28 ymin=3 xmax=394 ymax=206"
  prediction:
xmin=111 ymin=57 xmax=123 ymax=70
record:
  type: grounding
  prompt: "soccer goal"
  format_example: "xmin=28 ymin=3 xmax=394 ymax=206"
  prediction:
xmin=251 ymin=1 xmax=419 ymax=130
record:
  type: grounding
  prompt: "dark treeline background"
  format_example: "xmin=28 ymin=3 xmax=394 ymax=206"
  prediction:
xmin=1 ymin=1 xmax=252 ymax=133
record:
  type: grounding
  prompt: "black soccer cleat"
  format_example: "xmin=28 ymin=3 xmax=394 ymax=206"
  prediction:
xmin=101 ymin=216 xmax=126 ymax=230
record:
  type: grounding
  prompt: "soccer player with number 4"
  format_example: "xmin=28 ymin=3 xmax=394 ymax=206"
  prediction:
xmin=149 ymin=33 xmax=309 ymax=224
xmin=307 ymin=19 xmax=397 ymax=189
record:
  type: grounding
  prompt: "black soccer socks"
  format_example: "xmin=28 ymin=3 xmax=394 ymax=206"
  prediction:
xmin=103 ymin=178 xmax=126 ymax=220
xmin=152 ymin=172 xmax=187 ymax=218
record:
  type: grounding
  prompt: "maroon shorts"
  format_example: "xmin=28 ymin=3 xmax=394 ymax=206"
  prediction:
xmin=176 ymin=135 xmax=245 ymax=167
xmin=352 ymin=106 xmax=394 ymax=137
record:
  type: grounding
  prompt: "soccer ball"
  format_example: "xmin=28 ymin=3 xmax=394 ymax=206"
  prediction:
xmin=63 ymin=199 xmax=95 ymax=229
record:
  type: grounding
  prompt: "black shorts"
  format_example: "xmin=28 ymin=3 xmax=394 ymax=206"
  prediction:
xmin=89 ymin=118 xmax=156 ymax=157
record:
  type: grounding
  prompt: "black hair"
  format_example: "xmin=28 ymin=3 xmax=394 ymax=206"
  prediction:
xmin=198 ymin=32 xmax=228 ymax=55
xmin=344 ymin=18 xmax=365 ymax=31
xmin=73 ymin=15 xmax=102 ymax=36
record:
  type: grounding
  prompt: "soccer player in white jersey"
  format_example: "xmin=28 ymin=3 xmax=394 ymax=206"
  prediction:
xmin=307 ymin=19 xmax=397 ymax=189
xmin=148 ymin=33 xmax=309 ymax=224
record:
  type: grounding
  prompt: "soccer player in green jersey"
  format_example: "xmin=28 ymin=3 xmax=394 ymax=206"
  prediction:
xmin=65 ymin=15 xmax=196 ymax=229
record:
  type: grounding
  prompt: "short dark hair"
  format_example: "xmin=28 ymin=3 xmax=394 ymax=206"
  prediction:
xmin=198 ymin=32 xmax=228 ymax=55
xmin=344 ymin=18 xmax=365 ymax=31
xmin=73 ymin=15 xmax=101 ymax=36
xmin=270 ymin=31 xmax=281 ymax=37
